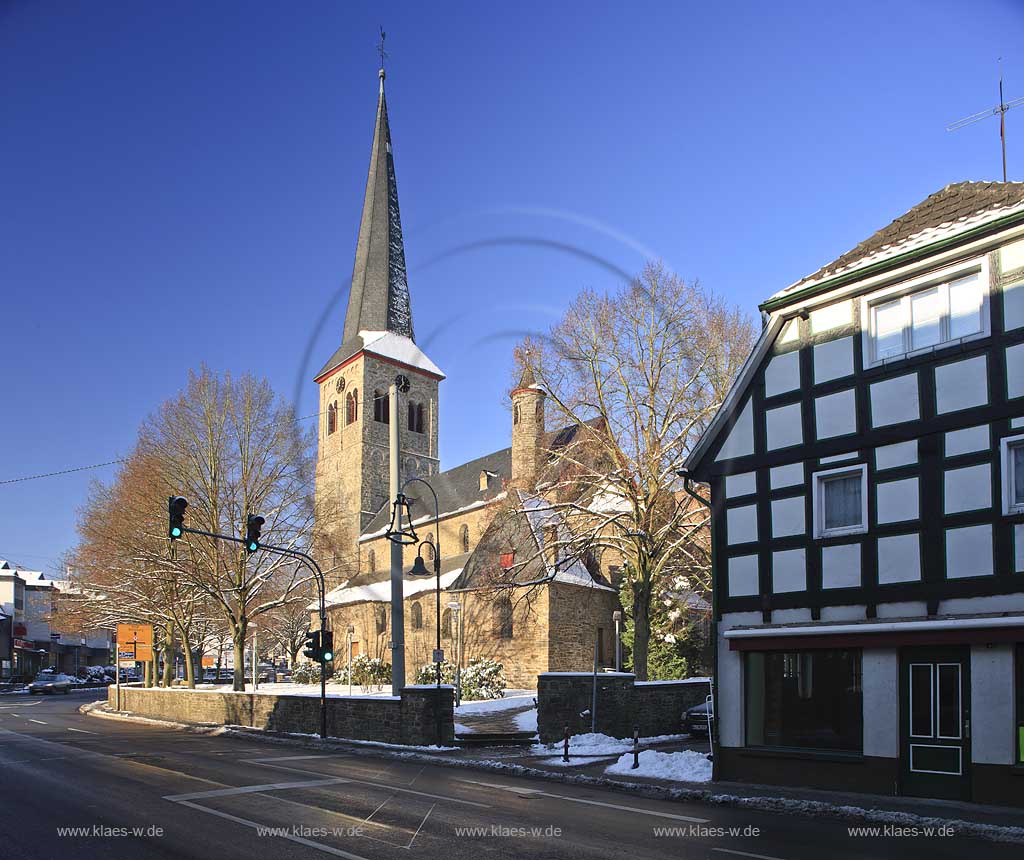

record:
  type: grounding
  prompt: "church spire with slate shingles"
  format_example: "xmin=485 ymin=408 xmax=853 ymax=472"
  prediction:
xmin=342 ymin=66 xmax=414 ymax=344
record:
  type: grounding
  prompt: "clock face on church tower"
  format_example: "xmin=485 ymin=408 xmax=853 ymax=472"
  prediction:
xmin=335 ymin=377 xmax=345 ymax=393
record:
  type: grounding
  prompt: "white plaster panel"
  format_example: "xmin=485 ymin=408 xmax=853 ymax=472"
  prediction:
xmin=1001 ymin=237 xmax=1024 ymax=273
xmin=935 ymin=355 xmax=988 ymax=414
xmin=725 ymin=471 xmax=757 ymax=498
xmin=870 ymin=373 xmax=919 ymax=427
xmin=716 ymin=400 xmax=754 ymax=461
xmin=820 ymin=452 xmax=858 ymax=464
xmin=716 ymin=640 xmax=743 ymax=748
xmin=943 ymin=463 xmax=992 ymax=514
xmin=778 ymin=318 xmax=800 ymax=344
xmin=815 ymin=388 xmax=857 ymax=439
xmin=940 ymin=594 xmax=1024 ymax=614
xmin=821 ymin=542 xmax=861 ymax=589
xmin=771 ymin=548 xmax=806 ymax=593
xmin=770 ymin=462 xmax=804 ymax=489
xmin=728 ymin=554 xmax=760 ymax=597
xmin=719 ymin=611 xmax=764 ymax=631
xmin=1012 ymin=417 xmax=1024 ymax=429
xmin=875 ymin=601 xmax=928 ymax=618
xmin=1003 ymin=280 xmax=1024 ymax=331
xmin=875 ymin=440 xmax=917 ymax=470
xmin=1003 ymin=279 xmax=1024 ymax=331
xmin=813 ymin=336 xmax=855 ymax=384
xmin=1007 ymin=343 xmax=1024 ymax=399
xmin=764 ymin=350 xmax=801 ymax=398
xmin=1017 ymin=524 xmax=1024 ymax=573
xmin=727 ymin=504 xmax=759 ymax=545
xmin=766 ymin=402 xmax=803 ymax=450
xmin=770 ymin=495 xmax=805 ymax=538
xmin=876 ymin=477 xmax=919 ymax=524
xmin=971 ymin=646 xmax=1015 ymax=765
xmin=821 ymin=605 xmax=866 ymax=622
xmin=945 ymin=524 xmax=993 ymax=578
xmin=771 ymin=608 xmax=813 ymax=624
xmin=944 ymin=425 xmax=990 ymax=457
xmin=877 ymin=534 xmax=921 ymax=584
xmin=809 ymin=300 xmax=852 ymax=334
xmin=862 ymin=649 xmax=899 ymax=759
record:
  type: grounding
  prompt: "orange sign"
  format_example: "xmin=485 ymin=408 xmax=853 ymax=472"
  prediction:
xmin=201 ymin=655 xmax=215 ymax=667
xmin=116 ymin=624 xmax=154 ymax=661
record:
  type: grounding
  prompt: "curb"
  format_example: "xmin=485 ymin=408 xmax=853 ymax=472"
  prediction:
xmin=82 ymin=704 xmax=1024 ymax=844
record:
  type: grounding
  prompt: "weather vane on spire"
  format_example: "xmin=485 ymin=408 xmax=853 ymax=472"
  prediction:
xmin=377 ymin=27 xmax=388 ymax=73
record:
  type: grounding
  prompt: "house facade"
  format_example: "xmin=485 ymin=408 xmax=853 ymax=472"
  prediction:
xmin=686 ymin=182 xmax=1024 ymax=805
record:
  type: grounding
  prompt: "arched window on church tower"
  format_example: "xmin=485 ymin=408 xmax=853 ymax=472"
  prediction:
xmin=327 ymin=402 xmax=337 ymax=435
xmin=513 ymin=403 xmax=520 ymax=425
xmin=459 ymin=523 xmax=470 ymax=554
xmin=346 ymin=390 xmax=358 ymax=425
xmin=494 ymin=595 xmax=513 ymax=639
xmin=411 ymin=602 xmax=423 ymax=630
xmin=373 ymin=390 xmax=389 ymax=423
xmin=407 ymin=401 xmax=424 ymax=433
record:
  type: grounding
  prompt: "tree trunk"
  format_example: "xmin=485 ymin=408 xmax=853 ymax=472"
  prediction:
xmin=232 ymin=623 xmax=247 ymax=692
xmin=631 ymin=579 xmax=653 ymax=681
xmin=161 ymin=628 xmax=174 ymax=687
xmin=179 ymin=625 xmax=195 ymax=688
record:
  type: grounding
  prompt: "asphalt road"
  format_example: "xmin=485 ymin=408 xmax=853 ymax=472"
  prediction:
xmin=0 ymin=691 xmax=1015 ymax=860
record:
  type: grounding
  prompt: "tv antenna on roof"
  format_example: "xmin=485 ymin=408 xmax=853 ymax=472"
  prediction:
xmin=947 ymin=59 xmax=1024 ymax=182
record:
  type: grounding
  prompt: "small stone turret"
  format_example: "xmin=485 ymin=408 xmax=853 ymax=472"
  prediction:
xmin=511 ymin=364 xmax=546 ymax=488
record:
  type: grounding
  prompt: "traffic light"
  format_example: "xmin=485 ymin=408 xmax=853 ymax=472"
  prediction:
xmin=168 ymin=496 xmax=188 ymax=540
xmin=320 ymin=631 xmax=334 ymax=662
xmin=302 ymin=629 xmax=319 ymax=661
xmin=244 ymin=514 xmax=265 ymax=553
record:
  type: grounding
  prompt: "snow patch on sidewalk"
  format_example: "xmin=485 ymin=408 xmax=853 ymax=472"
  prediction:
xmin=530 ymin=731 xmax=689 ymax=756
xmin=454 ymin=691 xmax=534 ymax=715
xmin=606 ymin=749 xmax=712 ymax=782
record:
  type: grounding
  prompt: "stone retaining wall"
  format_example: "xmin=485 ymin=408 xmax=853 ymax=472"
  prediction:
xmin=536 ymin=672 xmax=710 ymax=743
xmin=109 ymin=684 xmax=454 ymax=746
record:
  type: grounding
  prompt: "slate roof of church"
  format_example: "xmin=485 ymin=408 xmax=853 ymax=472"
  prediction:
xmin=766 ymin=181 xmax=1024 ymax=308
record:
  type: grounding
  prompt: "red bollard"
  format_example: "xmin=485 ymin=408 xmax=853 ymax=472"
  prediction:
xmin=563 ymin=724 xmax=570 ymax=763
xmin=632 ymin=726 xmax=639 ymax=769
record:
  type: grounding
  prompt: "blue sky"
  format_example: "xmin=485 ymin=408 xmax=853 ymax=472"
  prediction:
xmin=1 ymin=0 xmax=1021 ymax=572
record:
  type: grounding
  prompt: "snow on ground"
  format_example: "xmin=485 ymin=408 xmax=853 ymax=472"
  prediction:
xmin=454 ymin=690 xmax=534 ymax=715
xmin=605 ymin=748 xmax=712 ymax=782
xmin=165 ymin=683 xmax=397 ymax=699
xmin=513 ymin=707 xmax=537 ymax=733
xmin=530 ymin=731 xmax=689 ymax=756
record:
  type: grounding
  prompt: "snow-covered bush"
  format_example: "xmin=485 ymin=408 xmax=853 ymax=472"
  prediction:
xmin=416 ymin=658 xmax=506 ymax=700
xmin=291 ymin=661 xmax=324 ymax=685
xmin=333 ymin=655 xmax=391 ymax=690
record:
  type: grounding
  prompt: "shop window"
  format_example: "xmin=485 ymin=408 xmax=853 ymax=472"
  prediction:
xmin=745 ymin=648 xmax=863 ymax=751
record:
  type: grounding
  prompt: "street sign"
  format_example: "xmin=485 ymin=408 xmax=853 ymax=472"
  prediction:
xmin=49 ymin=632 xmax=61 ymax=641
xmin=118 ymin=651 xmax=135 ymax=660
xmin=118 ymin=660 xmax=136 ymax=669
xmin=432 ymin=649 xmax=445 ymax=663
xmin=201 ymin=655 xmax=215 ymax=667
xmin=116 ymin=623 xmax=154 ymax=661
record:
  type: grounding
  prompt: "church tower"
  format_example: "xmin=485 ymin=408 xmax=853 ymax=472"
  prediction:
xmin=314 ymin=68 xmax=443 ymax=585
xmin=510 ymin=363 xmax=546 ymax=488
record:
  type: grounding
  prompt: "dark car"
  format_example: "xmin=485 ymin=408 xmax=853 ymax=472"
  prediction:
xmin=28 ymin=673 xmax=73 ymax=695
xmin=684 ymin=699 xmax=714 ymax=735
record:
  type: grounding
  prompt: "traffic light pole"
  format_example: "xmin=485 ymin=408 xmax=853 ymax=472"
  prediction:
xmin=174 ymin=525 xmax=329 ymax=740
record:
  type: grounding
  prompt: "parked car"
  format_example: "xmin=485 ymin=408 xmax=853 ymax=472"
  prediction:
xmin=684 ymin=699 xmax=714 ymax=735
xmin=28 ymin=673 xmax=74 ymax=695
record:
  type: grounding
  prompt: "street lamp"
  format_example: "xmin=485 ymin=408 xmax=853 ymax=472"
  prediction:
xmin=447 ymin=600 xmax=462 ymax=706
xmin=612 ymin=610 xmax=623 ymax=672
xmin=346 ymin=625 xmax=355 ymax=696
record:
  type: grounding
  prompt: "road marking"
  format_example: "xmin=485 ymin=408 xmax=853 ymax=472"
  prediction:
xmin=164 ymin=777 xmax=351 ymax=802
xmin=67 ymin=727 xmax=95 ymax=734
xmin=169 ymin=799 xmax=372 ymax=860
xmin=455 ymin=778 xmax=709 ymax=823
xmin=712 ymin=849 xmax=788 ymax=860
xmin=28 ymin=719 xmax=48 ymax=725
xmin=406 ymin=803 xmax=435 ymax=849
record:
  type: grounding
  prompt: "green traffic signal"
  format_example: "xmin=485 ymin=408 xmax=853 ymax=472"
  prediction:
xmin=244 ymin=514 xmax=265 ymax=554
xmin=320 ymin=631 xmax=334 ymax=663
xmin=168 ymin=496 xmax=188 ymax=540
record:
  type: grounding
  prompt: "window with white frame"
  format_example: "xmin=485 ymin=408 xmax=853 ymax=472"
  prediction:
xmin=863 ymin=269 xmax=987 ymax=365
xmin=1001 ymin=433 xmax=1024 ymax=515
xmin=812 ymin=464 xmax=868 ymax=538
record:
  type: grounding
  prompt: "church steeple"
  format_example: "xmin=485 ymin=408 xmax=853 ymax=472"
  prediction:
xmin=342 ymin=68 xmax=415 ymax=344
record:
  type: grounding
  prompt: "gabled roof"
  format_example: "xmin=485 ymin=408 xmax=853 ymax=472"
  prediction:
xmin=766 ymin=181 xmax=1024 ymax=310
xmin=322 ymin=552 xmax=470 ymax=609
xmin=342 ymin=69 xmax=415 ymax=346
xmin=315 ymin=330 xmax=445 ymax=382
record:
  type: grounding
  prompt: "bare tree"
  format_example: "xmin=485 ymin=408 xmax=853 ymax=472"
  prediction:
xmin=510 ymin=263 xmax=754 ymax=679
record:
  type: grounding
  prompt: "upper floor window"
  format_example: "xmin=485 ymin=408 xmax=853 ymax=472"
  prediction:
xmin=327 ymin=401 xmax=337 ymax=435
xmin=373 ymin=390 xmax=389 ymax=424
xmin=1001 ymin=433 xmax=1024 ymax=515
xmin=411 ymin=602 xmax=423 ymax=630
xmin=494 ymin=595 xmax=513 ymax=639
xmin=459 ymin=523 xmax=470 ymax=553
xmin=863 ymin=269 xmax=987 ymax=366
xmin=346 ymin=390 xmax=358 ymax=425
xmin=408 ymin=401 xmax=424 ymax=433
xmin=812 ymin=464 xmax=868 ymax=538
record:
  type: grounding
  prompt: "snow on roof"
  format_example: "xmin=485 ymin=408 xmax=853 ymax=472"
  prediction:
xmin=357 ymin=330 xmax=445 ymax=379
xmin=520 ymin=494 xmax=616 ymax=593
xmin=323 ymin=568 xmax=464 ymax=609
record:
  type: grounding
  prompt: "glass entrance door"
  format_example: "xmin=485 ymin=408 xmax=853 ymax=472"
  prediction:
xmin=899 ymin=646 xmax=971 ymax=801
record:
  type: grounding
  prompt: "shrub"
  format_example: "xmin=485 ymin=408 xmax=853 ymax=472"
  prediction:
xmin=333 ymin=654 xmax=392 ymax=690
xmin=291 ymin=661 xmax=324 ymax=685
xmin=416 ymin=658 xmax=507 ymax=701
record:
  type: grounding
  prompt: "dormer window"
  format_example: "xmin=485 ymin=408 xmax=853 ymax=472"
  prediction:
xmin=479 ymin=471 xmax=495 ymax=491
xmin=862 ymin=266 xmax=987 ymax=366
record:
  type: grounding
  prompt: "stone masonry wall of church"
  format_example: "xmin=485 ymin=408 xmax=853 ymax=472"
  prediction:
xmin=547 ymin=581 xmax=620 ymax=672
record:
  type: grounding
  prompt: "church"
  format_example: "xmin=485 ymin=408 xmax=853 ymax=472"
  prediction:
xmin=312 ymin=67 xmax=621 ymax=688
